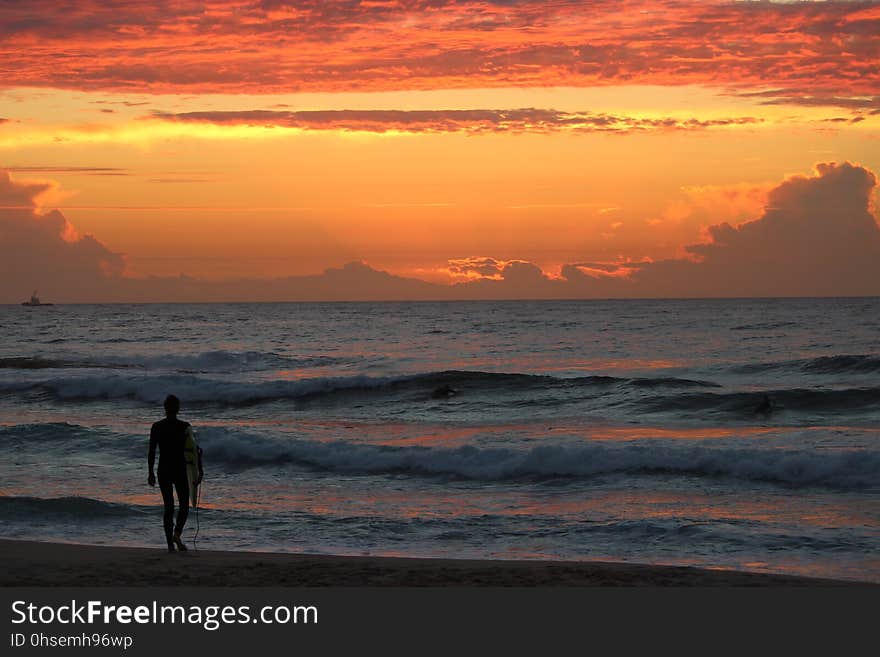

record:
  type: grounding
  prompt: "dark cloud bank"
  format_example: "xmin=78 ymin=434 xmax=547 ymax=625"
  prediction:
xmin=1 ymin=162 xmax=879 ymax=303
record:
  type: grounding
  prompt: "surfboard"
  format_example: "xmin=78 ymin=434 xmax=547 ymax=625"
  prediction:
xmin=183 ymin=425 xmax=201 ymax=507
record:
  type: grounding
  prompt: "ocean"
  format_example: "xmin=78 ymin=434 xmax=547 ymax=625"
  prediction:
xmin=1 ymin=298 xmax=878 ymax=581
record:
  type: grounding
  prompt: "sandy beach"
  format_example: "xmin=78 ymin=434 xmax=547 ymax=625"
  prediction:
xmin=0 ymin=539 xmax=867 ymax=586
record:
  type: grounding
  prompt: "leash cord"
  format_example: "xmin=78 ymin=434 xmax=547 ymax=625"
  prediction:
xmin=193 ymin=477 xmax=202 ymax=551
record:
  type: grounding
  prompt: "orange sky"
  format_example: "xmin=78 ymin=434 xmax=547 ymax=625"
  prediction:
xmin=1 ymin=0 xmax=879 ymax=301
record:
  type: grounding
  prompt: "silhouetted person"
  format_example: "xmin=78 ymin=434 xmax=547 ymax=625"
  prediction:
xmin=754 ymin=394 xmax=774 ymax=416
xmin=148 ymin=395 xmax=202 ymax=552
xmin=431 ymin=384 xmax=458 ymax=399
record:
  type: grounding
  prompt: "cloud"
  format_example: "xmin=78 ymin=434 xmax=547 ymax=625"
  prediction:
xmin=443 ymin=162 xmax=880 ymax=298
xmin=561 ymin=260 xmax=645 ymax=281
xmin=3 ymin=161 xmax=878 ymax=302
xmin=562 ymin=162 xmax=880 ymax=297
xmin=451 ymin=257 xmax=547 ymax=280
xmin=668 ymin=162 xmax=880 ymax=296
xmin=446 ymin=257 xmax=509 ymax=279
xmin=149 ymin=108 xmax=762 ymax=135
xmin=0 ymin=170 xmax=125 ymax=300
xmin=643 ymin=182 xmax=774 ymax=248
xmin=3 ymin=166 xmax=130 ymax=176
xmin=43 ymin=261 xmax=442 ymax=304
xmin=445 ymin=260 xmax=558 ymax=300
xmin=146 ymin=178 xmax=210 ymax=184
xmin=0 ymin=1 xmax=876 ymax=101
xmin=91 ymin=100 xmax=150 ymax=107
xmin=736 ymin=90 xmax=880 ymax=111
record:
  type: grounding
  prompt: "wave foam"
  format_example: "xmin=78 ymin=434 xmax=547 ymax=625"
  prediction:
xmin=198 ymin=428 xmax=880 ymax=489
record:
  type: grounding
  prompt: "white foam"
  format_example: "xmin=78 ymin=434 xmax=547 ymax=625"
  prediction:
xmin=197 ymin=427 xmax=880 ymax=489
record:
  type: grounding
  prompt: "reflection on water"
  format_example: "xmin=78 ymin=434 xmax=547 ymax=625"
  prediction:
xmin=1 ymin=299 xmax=878 ymax=582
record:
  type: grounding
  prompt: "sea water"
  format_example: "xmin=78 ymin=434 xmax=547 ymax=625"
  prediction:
xmin=1 ymin=298 xmax=878 ymax=581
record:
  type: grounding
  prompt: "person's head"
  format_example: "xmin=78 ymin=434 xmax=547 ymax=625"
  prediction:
xmin=164 ymin=394 xmax=180 ymax=418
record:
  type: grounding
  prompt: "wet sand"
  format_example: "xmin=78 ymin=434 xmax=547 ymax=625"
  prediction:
xmin=0 ymin=539 xmax=867 ymax=586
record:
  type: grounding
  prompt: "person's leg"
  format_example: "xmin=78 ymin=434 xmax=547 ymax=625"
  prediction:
xmin=158 ymin=474 xmax=176 ymax=551
xmin=172 ymin=474 xmax=190 ymax=550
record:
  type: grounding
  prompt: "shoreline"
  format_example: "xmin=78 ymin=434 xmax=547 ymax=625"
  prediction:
xmin=0 ymin=539 xmax=870 ymax=587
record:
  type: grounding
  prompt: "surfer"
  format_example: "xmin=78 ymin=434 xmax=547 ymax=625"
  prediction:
xmin=431 ymin=384 xmax=458 ymax=399
xmin=754 ymin=394 xmax=774 ymax=416
xmin=148 ymin=395 xmax=202 ymax=553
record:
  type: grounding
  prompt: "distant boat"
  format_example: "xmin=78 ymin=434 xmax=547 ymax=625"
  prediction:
xmin=21 ymin=291 xmax=53 ymax=307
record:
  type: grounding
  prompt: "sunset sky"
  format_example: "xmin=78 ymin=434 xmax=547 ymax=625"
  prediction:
xmin=1 ymin=0 xmax=879 ymax=301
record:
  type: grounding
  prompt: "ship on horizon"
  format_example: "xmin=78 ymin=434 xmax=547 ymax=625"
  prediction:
xmin=21 ymin=291 xmax=53 ymax=307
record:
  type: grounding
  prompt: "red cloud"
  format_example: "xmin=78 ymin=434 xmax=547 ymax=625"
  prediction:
xmin=0 ymin=1 xmax=876 ymax=102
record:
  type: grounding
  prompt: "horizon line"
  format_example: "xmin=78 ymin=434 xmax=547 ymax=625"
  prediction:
xmin=5 ymin=295 xmax=880 ymax=306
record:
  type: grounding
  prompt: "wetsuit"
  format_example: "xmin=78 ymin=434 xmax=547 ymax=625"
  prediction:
xmin=148 ymin=418 xmax=190 ymax=544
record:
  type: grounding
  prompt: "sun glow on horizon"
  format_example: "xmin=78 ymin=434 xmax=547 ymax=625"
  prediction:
xmin=1 ymin=1 xmax=878 ymax=301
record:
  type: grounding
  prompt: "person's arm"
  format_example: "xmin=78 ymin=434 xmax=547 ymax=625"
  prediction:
xmin=197 ymin=445 xmax=204 ymax=485
xmin=147 ymin=424 xmax=157 ymax=486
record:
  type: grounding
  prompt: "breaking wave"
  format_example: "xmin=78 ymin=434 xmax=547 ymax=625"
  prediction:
xmin=637 ymin=386 xmax=880 ymax=415
xmin=734 ymin=354 xmax=880 ymax=376
xmin=0 ymin=370 xmax=720 ymax=405
xmin=198 ymin=428 xmax=880 ymax=490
